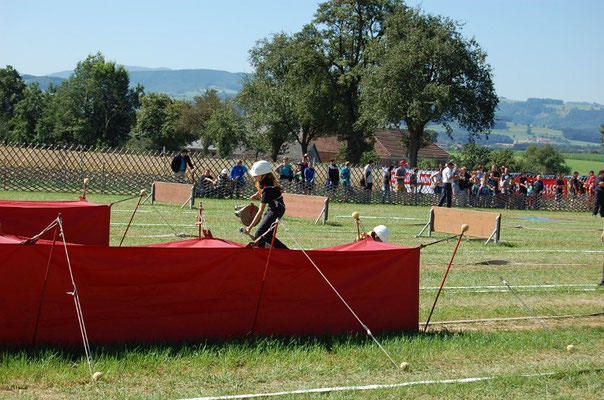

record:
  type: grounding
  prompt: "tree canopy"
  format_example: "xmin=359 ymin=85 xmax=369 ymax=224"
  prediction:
xmin=0 ymin=66 xmax=26 ymax=138
xmin=238 ymin=26 xmax=335 ymax=161
xmin=361 ymin=7 xmax=498 ymax=166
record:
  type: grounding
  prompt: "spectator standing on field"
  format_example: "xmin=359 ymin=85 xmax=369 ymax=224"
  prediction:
xmin=569 ymin=171 xmax=581 ymax=210
xmin=394 ymin=160 xmax=407 ymax=193
xmin=171 ymin=149 xmax=195 ymax=182
xmin=430 ymin=164 xmax=443 ymax=198
xmin=586 ymin=170 xmax=596 ymax=195
xmin=409 ymin=168 xmax=419 ymax=193
xmin=592 ymin=170 xmax=604 ymax=217
xmin=230 ymin=159 xmax=248 ymax=199
xmin=327 ymin=158 xmax=340 ymax=192
xmin=381 ymin=165 xmax=393 ymax=204
xmin=532 ymin=174 xmax=545 ymax=210
xmin=438 ymin=162 xmax=456 ymax=208
xmin=362 ymin=160 xmax=374 ymax=202
xmin=554 ymin=173 xmax=565 ymax=209
xmin=303 ymin=161 xmax=315 ymax=194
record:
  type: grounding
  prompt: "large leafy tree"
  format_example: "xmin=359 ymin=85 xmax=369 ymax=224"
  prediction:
xmin=453 ymin=142 xmax=490 ymax=171
xmin=52 ymin=53 xmax=143 ymax=146
xmin=239 ymin=25 xmax=334 ymax=160
xmin=8 ymin=83 xmax=51 ymax=142
xmin=205 ymin=102 xmax=246 ymax=158
xmin=521 ymin=144 xmax=570 ymax=175
xmin=132 ymin=93 xmax=196 ymax=151
xmin=0 ymin=66 xmax=26 ymax=138
xmin=314 ymin=0 xmax=400 ymax=162
xmin=177 ymin=89 xmax=225 ymax=154
xmin=361 ymin=8 xmax=499 ymax=167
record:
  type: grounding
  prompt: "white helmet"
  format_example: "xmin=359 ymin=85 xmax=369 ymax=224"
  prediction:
xmin=372 ymin=225 xmax=390 ymax=243
xmin=250 ymin=160 xmax=272 ymax=176
xmin=221 ymin=168 xmax=229 ymax=175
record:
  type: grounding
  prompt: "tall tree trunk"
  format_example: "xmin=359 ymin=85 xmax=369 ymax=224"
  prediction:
xmin=407 ymin=127 xmax=423 ymax=168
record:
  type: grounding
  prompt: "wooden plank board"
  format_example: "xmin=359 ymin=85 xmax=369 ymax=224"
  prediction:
xmin=432 ymin=207 xmax=500 ymax=239
xmin=282 ymin=193 xmax=328 ymax=222
xmin=153 ymin=182 xmax=194 ymax=207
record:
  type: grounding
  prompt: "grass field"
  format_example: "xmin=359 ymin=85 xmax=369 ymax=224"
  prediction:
xmin=0 ymin=190 xmax=603 ymax=399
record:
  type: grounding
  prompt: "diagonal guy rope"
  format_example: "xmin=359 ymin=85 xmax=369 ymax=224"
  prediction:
xmin=57 ymin=216 xmax=94 ymax=376
xmin=280 ymin=220 xmax=399 ymax=369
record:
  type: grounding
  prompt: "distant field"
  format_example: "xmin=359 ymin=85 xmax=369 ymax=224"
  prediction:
xmin=434 ymin=122 xmax=599 ymax=148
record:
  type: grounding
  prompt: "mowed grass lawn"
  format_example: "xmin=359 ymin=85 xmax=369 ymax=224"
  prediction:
xmin=0 ymin=190 xmax=602 ymax=399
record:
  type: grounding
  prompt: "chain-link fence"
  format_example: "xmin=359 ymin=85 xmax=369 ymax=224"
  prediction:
xmin=0 ymin=143 xmax=594 ymax=212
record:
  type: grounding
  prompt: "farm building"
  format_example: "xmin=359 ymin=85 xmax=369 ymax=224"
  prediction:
xmin=308 ymin=129 xmax=449 ymax=166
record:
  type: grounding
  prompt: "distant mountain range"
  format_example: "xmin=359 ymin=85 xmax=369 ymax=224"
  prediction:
xmin=24 ymin=66 xmax=247 ymax=98
xmin=23 ymin=67 xmax=603 ymax=148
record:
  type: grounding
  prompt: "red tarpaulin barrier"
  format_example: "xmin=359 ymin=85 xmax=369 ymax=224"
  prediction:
xmin=0 ymin=238 xmax=419 ymax=345
xmin=0 ymin=200 xmax=111 ymax=246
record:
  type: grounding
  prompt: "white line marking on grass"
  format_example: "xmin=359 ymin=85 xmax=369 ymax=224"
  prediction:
xmin=112 ymin=209 xmax=153 ymax=213
xmin=423 ymin=312 xmax=603 ymax=326
xmin=335 ymin=215 xmax=422 ymax=220
xmin=420 ymin=284 xmax=598 ymax=292
xmin=178 ymin=372 xmax=554 ymax=400
xmin=110 ymin=223 xmax=195 ymax=227
xmin=424 ymin=249 xmax=604 ymax=254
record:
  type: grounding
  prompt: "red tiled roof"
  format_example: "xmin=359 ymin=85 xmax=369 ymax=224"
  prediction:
xmin=311 ymin=130 xmax=448 ymax=162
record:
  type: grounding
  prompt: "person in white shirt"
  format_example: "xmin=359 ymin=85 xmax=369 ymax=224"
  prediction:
xmin=438 ymin=162 xmax=457 ymax=208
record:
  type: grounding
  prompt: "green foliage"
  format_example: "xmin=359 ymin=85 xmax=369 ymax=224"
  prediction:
xmin=521 ymin=144 xmax=570 ymax=175
xmin=238 ymin=26 xmax=335 ymax=160
xmin=7 ymin=83 xmax=50 ymax=142
xmin=489 ymin=148 xmax=519 ymax=171
xmin=417 ymin=158 xmax=438 ymax=170
xmin=361 ymin=8 xmax=498 ymax=167
xmin=205 ymin=102 xmax=246 ymax=157
xmin=453 ymin=143 xmax=491 ymax=170
xmin=314 ymin=0 xmax=399 ymax=162
xmin=0 ymin=65 xmax=26 ymax=138
xmin=50 ymin=53 xmax=143 ymax=146
xmin=176 ymin=89 xmax=226 ymax=153
xmin=360 ymin=149 xmax=379 ymax=166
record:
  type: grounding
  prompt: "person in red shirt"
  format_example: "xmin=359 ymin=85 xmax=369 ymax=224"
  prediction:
xmin=586 ymin=170 xmax=596 ymax=195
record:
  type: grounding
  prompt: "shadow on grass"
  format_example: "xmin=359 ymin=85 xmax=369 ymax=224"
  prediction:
xmin=0 ymin=329 xmax=471 ymax=361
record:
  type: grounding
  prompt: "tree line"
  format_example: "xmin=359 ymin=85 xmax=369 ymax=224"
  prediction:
xmin=0 ymin=0 xmax=499 ymax=165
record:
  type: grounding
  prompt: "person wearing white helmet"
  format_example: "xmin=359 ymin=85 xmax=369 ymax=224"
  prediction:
xmin=216 ymin=168 xmax=232 ymax=198
xmin=370 ymin=225 xmax=390 ymax=243
xmin=244 ymin=160 xmax=288 ymax=249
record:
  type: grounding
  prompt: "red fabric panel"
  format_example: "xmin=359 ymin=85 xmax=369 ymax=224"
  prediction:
xmin=0 ymin=239 xmax=419 ymax=345
xmin=0 ymin=200 xmax=111 ymax=246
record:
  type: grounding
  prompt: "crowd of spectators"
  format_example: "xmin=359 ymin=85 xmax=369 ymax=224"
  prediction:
xmin=186 ymin=151 xmax=601 ymax=213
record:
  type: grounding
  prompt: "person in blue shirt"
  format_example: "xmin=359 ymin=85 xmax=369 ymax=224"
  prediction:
xmin=230 ymin=159 xmax=248 ymax=199
xmin=340 ymin=161 xmax=352 ymax=201
xmin=276 ymin=157 xmax=294 ymax=184
xmin=303 ymin=162 xmax=315 ymax=194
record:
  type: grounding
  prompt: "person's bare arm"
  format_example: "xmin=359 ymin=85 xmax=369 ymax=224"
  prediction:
xmin=245 ymin=202 xmax=266 ymax=234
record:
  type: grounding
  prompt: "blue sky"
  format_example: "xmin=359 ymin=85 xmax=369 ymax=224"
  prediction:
xmin=1 ymin=0 xmax=602 ymax=103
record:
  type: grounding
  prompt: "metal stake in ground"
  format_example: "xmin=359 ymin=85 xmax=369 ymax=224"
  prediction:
xmin=423 ymin=224 xmax=469 ymax=333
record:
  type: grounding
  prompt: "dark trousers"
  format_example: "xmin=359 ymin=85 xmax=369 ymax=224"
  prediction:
xmin=593 ymin=191 xmax=604 ymax=216
xmin=438 ymin=182 xmax=453 ymax=207
xmin=255 ymin=200 xmax=288 ymax=249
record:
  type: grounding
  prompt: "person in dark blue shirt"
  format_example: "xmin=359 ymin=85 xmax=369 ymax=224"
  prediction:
xmin=170 ymin=149 xmax=194 ymax=182
xmin=303 ymin=162 xmax=315 ymax=194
